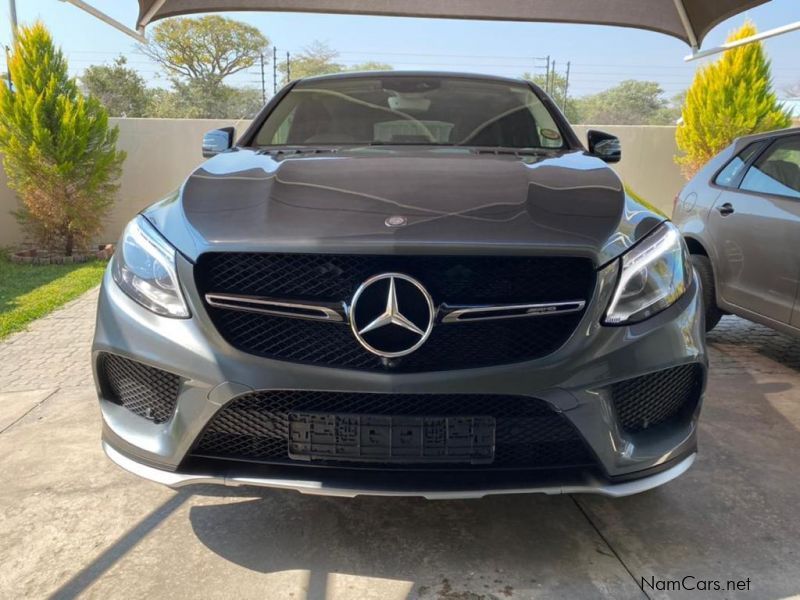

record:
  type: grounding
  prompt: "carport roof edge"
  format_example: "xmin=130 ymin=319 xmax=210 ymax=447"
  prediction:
xmin=136 ymin=0 xmax=771 ymax=49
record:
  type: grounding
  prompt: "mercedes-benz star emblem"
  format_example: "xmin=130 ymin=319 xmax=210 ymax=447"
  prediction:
xmin=350 ymin=273 xmax=435 ymax=358
xmin=385 ymin=215 xmax=407 ymax=228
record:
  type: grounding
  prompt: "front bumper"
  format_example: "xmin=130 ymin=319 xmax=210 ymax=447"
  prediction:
xmin=93 ymin=256 xmax=707 ymax=498
xmin=104 ymin=441 xmax=696 ymax=499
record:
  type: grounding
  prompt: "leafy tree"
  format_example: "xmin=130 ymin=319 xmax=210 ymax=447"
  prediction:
xmin=279 ymin=41 xmax=344 ymax=83
xmin=81 ymin=56 xmax=151 ymax=117
xmin=148 ymin=82 xmax=262 ymax=119
xmin=277 ymin=44 xmax=393 ymax=85
xmin=676 ymin=21 xmax=792 ymax=178
xmin=0 ymin=23 xmax=125 ymax=256
xmin=140 ymin=16 xmax=269 ymax=88
xmin=571 ymin=80 xmax=670 ymax=125
xmin=348 ymin=61 xmax=394 ymax=73
xmin=649 ymin=90 xmax=686 ymax=126
xmin=523 ymin=71 xmax=569 ymax=102
xmin=522 ymin=71 xmax=579 ymax=121
xmin=139 ymin=16 xmax=268 ymax=118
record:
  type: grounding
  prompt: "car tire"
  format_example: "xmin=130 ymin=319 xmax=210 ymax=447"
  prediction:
xmin=691 ymin=254 xmax=722 ymax=332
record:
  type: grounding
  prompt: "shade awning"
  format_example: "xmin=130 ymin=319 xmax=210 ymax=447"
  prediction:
xmin=137 ymin=0 xmax=771 ymax=49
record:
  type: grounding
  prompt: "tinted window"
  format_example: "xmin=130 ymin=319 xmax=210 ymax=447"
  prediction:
xmin=254 ymin=76 xmax=565 ymax=149
xmin=714 ymin=142 xmax=765 ymax=187
xmin=740 ymin=136 xmax=800 ymax=199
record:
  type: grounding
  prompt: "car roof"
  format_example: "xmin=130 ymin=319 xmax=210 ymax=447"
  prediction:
xmin=732 ymin=127 xmax=800 ymax=152
xmin=297 ymin=70 xmax=531 ymax=88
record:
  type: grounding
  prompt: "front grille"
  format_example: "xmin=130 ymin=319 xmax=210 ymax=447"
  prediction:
xmin=196 ymin=253 xmax=595 ymax=372
xmin=611 ymin=364 xmax=704 ymax=433
xmin=98 ymin=353 xmax=181 ymax=424
xmin=196 ymin=253 xmax=594 ymax=304
xmin=191 ymin=391 xmax=597 ymax=470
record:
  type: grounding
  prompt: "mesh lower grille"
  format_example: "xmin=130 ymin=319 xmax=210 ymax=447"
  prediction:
xmin=611 ymin=364 xmax=704 ymax=433
xmin=98 ymin=353 xmax=181 ymax=424
xmin=195 ymin=253 xmax=595 ymax=372
xmin=191 ymin=391 xmax=596 ymax=470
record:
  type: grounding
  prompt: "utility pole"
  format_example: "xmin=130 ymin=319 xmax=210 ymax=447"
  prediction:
xmin=545 ymin=55 xmax=550 ymax=94
xmin=563 ymin=61 xmax=571 ymax=113
xmin=273 ymin=46 xmax=278 ymax=93
xmin=8 ymin=0 xmax=17 ymax=43
xmin=259 ymin=53 xmax=266 ymax=104
xmin=286 ymin=51 xmax=291 ymax=82
xmin=550 ymin=60 xmax=556 ymax=98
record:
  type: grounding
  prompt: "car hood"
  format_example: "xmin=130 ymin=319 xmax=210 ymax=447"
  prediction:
xmin=144 ymin=147 xmax=664 ymax=265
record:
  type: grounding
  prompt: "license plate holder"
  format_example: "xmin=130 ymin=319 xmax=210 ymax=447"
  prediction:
xmin=288 ymin=412 xmax=495 ymax=464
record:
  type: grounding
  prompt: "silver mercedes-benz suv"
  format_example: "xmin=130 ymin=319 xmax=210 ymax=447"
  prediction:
xmin=93 ymin=72 xmax=706 ymax=498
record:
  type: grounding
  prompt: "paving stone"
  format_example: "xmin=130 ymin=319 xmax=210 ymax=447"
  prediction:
xmin=0 ymin=288 xmax=99 ymax=393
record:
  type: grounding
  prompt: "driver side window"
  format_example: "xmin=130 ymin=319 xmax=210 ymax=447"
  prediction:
xmin=740 ymin=136 xmax=800 ymax=199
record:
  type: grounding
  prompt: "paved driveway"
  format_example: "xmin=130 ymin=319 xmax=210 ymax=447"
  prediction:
xmin=1 ymin=289 xmax=799 ymax=599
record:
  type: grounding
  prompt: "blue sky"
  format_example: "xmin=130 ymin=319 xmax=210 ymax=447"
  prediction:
xmin=3 ymin=0 xmax=799 ymax=99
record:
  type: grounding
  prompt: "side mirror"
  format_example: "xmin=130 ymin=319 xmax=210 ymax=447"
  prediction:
xmin=587 ymin=130 xmax=621 ymax=163
xmin=202 ymin=127 xmax=235 ymax=157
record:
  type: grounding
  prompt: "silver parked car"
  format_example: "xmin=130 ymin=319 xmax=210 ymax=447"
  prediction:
xmin=674 ymin=128 xmax=800 ymax=333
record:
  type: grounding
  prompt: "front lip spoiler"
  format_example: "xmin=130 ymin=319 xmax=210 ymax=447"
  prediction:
xmin=103 ymin=442 xmax=696 ymax=500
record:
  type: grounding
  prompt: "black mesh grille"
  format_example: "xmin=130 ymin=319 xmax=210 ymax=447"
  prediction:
xmin=98 ymin=353 xmax=181 ymax=424
xmin=195 ymin=253 xmax=595 ymax=372
xmin=191 ymin=391 xmax=596 ymax=470
xmin=196 ymin=253 xmax=594 ymax=304
xmin=611 ymin=364 xmax=704 ymax=433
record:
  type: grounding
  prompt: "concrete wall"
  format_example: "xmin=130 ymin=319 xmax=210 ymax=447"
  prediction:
xmin=0 ymin=118 xmax=245 ymax=247
xmin=0 ymin=120 xmax=685 ymax=247
xmin=572 ymin=125 xmax=685 ymax=212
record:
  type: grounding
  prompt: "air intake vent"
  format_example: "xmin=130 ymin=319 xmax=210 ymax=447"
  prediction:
xmin=98 ymin=353 xmax=181 ymax=424
xmin=611 ymin=364 xmax=704 ymax=433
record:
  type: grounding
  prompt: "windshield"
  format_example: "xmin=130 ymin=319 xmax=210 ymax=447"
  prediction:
xmin=253 ymin=75 xmax=566 ymax=149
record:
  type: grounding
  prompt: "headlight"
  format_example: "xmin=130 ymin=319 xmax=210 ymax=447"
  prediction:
xmin=604 ymin=222 xmax=691 ymax=325
xmin=112 ymin=216 xmax=190 ymax=318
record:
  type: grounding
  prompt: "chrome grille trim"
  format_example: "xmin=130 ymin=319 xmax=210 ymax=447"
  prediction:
xmin=440 ymin=300 xmax=586 ymax=323
xmin=205 ymin=293 xmax=346 ymax=322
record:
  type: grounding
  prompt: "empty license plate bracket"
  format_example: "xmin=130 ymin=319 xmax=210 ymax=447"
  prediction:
xmin=288 ymin=412 xmax=495 ymax=464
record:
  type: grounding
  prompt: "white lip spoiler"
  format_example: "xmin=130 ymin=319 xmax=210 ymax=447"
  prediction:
xmin=104 ymin=442 xmax=696 ymax=500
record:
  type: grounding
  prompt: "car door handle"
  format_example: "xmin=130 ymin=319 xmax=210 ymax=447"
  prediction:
xmin=717 ymin=203 xmax=735 ymax=216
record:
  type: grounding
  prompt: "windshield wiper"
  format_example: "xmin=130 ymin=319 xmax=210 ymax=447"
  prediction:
xmin=470 ymin=147 xmax=554 ymax=157
xmin=256 ymin=147 xmax=341 ymax=156
xmin=367 ymin=141 xmax=453 ymax=146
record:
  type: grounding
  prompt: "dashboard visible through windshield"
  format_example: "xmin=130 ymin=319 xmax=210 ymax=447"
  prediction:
xmin=253 ymin=75 xmax=566 ymax=150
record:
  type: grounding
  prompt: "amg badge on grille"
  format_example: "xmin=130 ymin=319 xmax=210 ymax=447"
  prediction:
xmin=349 ymin=273 xmax=434 ymax=358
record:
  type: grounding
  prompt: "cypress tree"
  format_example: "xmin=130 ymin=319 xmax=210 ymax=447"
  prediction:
xmin=0 ymin=22 xmax=125 ymax=256
xmin=676 ymin=21 xmax=792 ymax=179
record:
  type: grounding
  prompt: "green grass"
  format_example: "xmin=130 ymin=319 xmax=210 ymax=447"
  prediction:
xmin=0 ymin=251 xmax=106 ymax=340
xmin=624 ymin=185 xmax=669 ymax=218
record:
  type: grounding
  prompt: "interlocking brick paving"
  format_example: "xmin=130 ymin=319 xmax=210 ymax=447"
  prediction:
xmin=0 ymin=288 xmax=98 ymax=393
xmin=708 ymin=315 xmax=800 ymax=375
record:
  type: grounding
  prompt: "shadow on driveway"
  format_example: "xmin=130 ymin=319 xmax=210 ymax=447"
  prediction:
xmin=34 ymin=317 xmax=800 ymax=599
